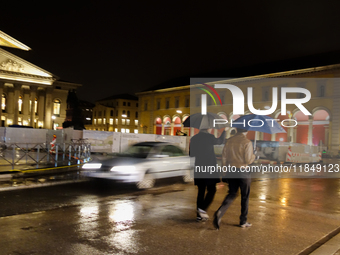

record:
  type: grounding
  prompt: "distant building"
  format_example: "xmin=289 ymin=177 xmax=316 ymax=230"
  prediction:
xmin=137 ymin=63 xmax=340 ymax=151
xmin=85 ymin=94 xmax=139 ymax=133
xmin=78 ymin=100 xmax=95 ymax=126
xmin=0 ymin=30 xmax=81 ymax=129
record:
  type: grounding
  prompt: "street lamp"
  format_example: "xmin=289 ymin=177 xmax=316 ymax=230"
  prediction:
xmin=51 ymin=115 xmax=56 ymax=130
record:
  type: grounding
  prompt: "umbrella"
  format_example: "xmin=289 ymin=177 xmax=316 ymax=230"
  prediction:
xmin=231 ymin=114 xmax=286 ymax=149
xmin=183 ymin=112 xmax=229 ymax=130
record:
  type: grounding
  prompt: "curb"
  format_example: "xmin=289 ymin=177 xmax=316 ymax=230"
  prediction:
xmin=309 ymin=232 xmax=340 ymax=255
xmin=0 ymin=179 xmax=86 ymax=192
xmin=297 ymin=226 xmax=340 ymax=255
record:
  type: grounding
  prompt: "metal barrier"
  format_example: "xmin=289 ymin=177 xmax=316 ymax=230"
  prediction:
xmin=0 ymin=141 xmax=91 ymax=169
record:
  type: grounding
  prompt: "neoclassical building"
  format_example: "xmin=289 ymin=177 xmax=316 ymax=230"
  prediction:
xmin=0 ymin=30 xmax=81 ymax=129
xmin=137 ymin=64 xmax=340 ymax=152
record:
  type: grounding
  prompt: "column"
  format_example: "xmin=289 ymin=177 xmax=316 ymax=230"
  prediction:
xmin=30 ymin=87 xmax=37 ymax=127
xmin=38 ymin=90 xmax=45 ymax=128
xmin=331 ymin=79 xmax=340 ymax=152
xmin=307 ymin=116 xmax=313 ymax=146
xmin=45 ymin=88 xmax=52 ymax=129
xmin=7 ymin=86 xmax=14 ymax=125
xmin=170 ymin=123 xmax=174 ymax=136
xmin=325 ymin=125 xmax=329 ymax=148
xmin=161 ymin=124 xmax=165 ymax=135
xmin=13 ymin=84 xmax=21 ymax=125
xmin=23 ymin=88 xmax=30 ymax=125
xmin=0 ymin=81 xmax=4 ymax=127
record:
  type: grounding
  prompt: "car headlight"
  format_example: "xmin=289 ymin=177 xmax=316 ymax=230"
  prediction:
xmin=110 ymin=165 xmax=136 ymax=173
xmin=82 ymin=163 xmax=102 ymax=169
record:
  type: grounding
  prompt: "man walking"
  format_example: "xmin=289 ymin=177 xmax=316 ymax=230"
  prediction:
xmin=190 ymin=128 xmax=225 ymax=221
xmin=213 ymin=128 xmax=255 ymax=229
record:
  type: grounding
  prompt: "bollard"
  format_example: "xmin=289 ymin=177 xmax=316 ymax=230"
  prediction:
xmin=37 ymin=146 xmax=40 ymax=168
xmin=12 ymin=145 xmax=15 ymax=169
xmin=55 ymin=144 xmax=58 ymax=167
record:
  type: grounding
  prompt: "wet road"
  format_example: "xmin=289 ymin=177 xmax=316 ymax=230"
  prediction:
xmin=1 ymin=178 xmax=340 ymax=254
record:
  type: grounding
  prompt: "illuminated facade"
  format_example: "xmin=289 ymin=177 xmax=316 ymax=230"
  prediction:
xmin=137 ymin=64 xmax=340 ymax=151
xmin=85 ymin=94 xmax=139 ymax=133
xmin=0 ymin=30 xmax=81 ymax=129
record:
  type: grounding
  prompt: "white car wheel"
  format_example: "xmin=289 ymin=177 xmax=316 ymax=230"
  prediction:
xmin=183 ymin=170 xmax=194 ymax=183
xmin=136 ymin=173 xmax=155 ymax=189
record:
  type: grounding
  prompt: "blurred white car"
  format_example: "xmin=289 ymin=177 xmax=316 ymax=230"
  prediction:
xmin=82 ymin=142 xmax=193 ymax=189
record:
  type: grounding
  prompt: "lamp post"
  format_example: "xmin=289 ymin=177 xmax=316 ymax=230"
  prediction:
xmin=52 ymin=115 xmax=56 ymax=130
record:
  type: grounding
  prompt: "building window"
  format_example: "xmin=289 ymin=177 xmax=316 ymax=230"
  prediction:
xmin=53 ymin=99 xmax=61 ymax=116
xmin=135 ymin=112 xmax=138 ymax=119
xmin=127 ymin=111 xmax=130 ymax=117
xmin=98 ymin=111 xmax=102 ymax=117
xmin=121 ymin=128 xmax=126 ymax=133
xmin=207 ymin=95 xmax=212 ymax=105
xmin=175 ymin=97 xmax=179 ymax=108
xmin=103 ymin=118 xmax=106 ymax=124
xmin=98 ymin=118 xmax=102 ymax=124
xmin=126 ymin=119 xmax=130 ymax=125
xmin=319 ymin=85 xmax=325 ymax=97
xmin=104 ymin=110 xmax=106 ymax=116
xmin=110 ymin=118 xmax=113 ymax=125
xmin=221 ymin=94 xmax=225 ymax=104
xmin=122 ymin=119 xmax=126 ymax=125
xmin=115 ymin=128 xmax=118 ymax=132
xmin=2 ymin=94 xmax=6 ymax=111
xmin=110 ymin=110 xmax=113 ymax=116
xmin=135 ymin=120 xmax=138 ymax=126
xmin=18 ymin=95 xmax=23 ymax=113
xmin=115 ymin=118 xmax=118 ymax=124
xmin=128 ymin=102 xmax=130 ymax=106
xmin=126 ymin=129 xmax=130 ymax=133
xmin=136 ymin=103 xmax=139 ymax=107
xmin=196 ymin=94 xmax=201 ymax=107
xmin=94 ymin=119 xmax=97 ymax=124
xmin=165 ymin=98 xmax=170 ymax=109
xmin=144 ymin=101 xmax=148 ymax=111
xmin=262 ymin=86 xmax=269 ymax=101
xmin=123 ymin=102 xmax=126 ymax=106
xmin=157 ymin=99 xmax=161 ymax=110
xmin=185 ymin=96 xmax=190 ymax=107
xmin=134 ymin=129 xmax=138 ymax=134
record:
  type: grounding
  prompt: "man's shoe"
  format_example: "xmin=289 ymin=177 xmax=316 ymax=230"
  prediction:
xmin=197 ymin=208 xmax=209 ymax=220
xmin=213 ymin=211 xmax=221 ymax=230
xmin=240 ymin=222 xmax=252 ymax=228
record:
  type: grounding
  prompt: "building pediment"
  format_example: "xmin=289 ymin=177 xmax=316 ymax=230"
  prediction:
xmin=0 ymin=30 xmax=31 ymax=51
xmin=0 ymin=48 xmax=56 ymax=85
xmin=0 ymin=48 xmax=53 ymax=77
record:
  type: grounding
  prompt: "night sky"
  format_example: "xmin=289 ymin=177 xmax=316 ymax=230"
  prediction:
xmin=1 ymin=1 xmax=340 ymax=103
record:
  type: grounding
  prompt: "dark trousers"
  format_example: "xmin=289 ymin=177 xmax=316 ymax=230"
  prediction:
xmin=196 ymin=183 xmax=216 ymax=214
xmin=216 ymin=177 xmax=251 ymax=224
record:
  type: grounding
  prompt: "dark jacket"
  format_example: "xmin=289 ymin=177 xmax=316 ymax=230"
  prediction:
xmin=190 ymin=130 xmax=225 ymax=185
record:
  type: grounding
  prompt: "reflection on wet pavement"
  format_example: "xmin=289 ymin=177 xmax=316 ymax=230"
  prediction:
xmin=2 ymin=178 xmax=340 ymax=254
